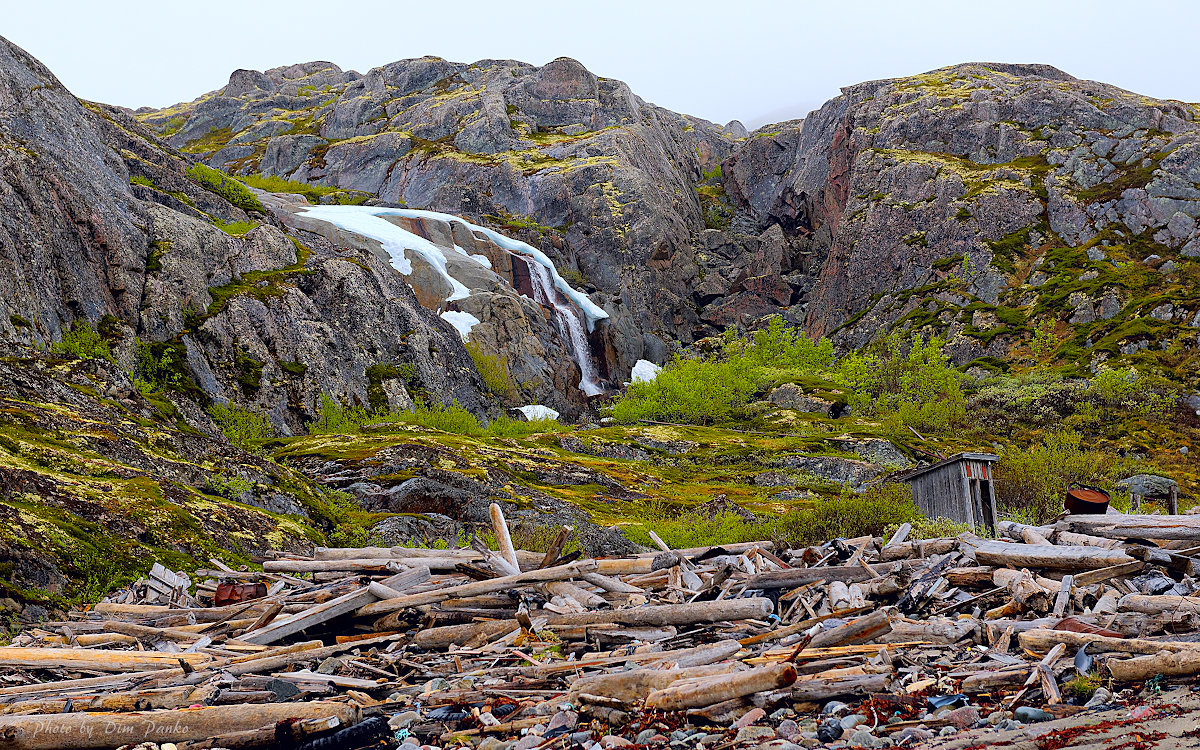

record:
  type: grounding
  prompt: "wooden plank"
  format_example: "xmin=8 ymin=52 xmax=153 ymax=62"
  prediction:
xmin=241 ymin=586 xmax=379 ymax=645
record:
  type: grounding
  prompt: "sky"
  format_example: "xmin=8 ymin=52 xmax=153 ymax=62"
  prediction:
xmin=6 ymin=0 xmax=1200 ymax=129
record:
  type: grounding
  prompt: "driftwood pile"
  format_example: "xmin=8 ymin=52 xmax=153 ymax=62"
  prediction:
xmin=3 ymin=506 xmax=1200 ymax=750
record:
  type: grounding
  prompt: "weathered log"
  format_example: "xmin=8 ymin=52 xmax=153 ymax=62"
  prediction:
xmin=883 ymin=617 xmax=977 ymax=645
xmin=969 ymin=540 xmax=1133 ymax=570
xmin=746 ymin=562 xmax=901 ymax=590
xmin=1057 ymin=515 xmax=1200 ymax=541
xmin=1117 ymin=593 xmax=1200 ymax=615
xmin=961 ymin=667 xmax=1031 ymax=693
xmin=0 ymin=647 xmax=210 ymax=672
xmin=880 ymin=539 xmax=956 ymax=562
xmin=538 ymin=598 xmax=773 ymax=629
xmin=1018 ymin=628 xmax=1200 ymax=656
xmin=808 ymin=608 xmax=893 ymax=649
xmin=1055 ymin=530 xmax=1124 ymax=549
xmin=992 ymin=569 xmax=1054 ymax=613
xmin=1108 ymin=649 xmax=1200 ymax=681
xmin=645 ymin=663 xmax=796 ymax=710
xmin=568 ymin=664 xmax=736 ymax=704
xmin=0 ymin=702 xmax=359 ymax=750
xmin=945 ymin=567 xmax=996 ymax=587
xmin=357 ymin=560 xmax=599 ymax=617
xmin=789 ymin=671 xmax=891 ymax=701
xmin=241 ymin=586 xmax=379 ymax=645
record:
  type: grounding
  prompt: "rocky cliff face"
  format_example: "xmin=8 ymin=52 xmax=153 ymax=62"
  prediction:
xmin=137 ymin=56 xmax=761 ymax=374
xmin=724 ymin=64 xmax=1200 ymax=376
xmin=0 ymin=36 xmax=488 ymax=437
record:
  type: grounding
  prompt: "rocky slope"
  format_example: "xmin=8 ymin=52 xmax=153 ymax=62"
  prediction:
xmin=724 ymin=63 xmax=1200 ymax=380
xmin=135 ymin=57 xmax=777 ymax=374
xmin=0 ymin=35 xmax=488 ymax=437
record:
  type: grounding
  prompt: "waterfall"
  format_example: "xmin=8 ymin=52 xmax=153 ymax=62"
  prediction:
xmin=296 ymin=204 xmax=610 ymax=396
xmin=520 ymin=256 xmax=604 ymax=396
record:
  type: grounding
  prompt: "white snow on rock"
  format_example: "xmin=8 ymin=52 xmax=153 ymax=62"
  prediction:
xmin=440 ymin=311 xmax=480 ymax=339
xmin=631 ymin=359 xmax=662 ymax=383
xmin=299 ymin=205 xmax=472 ymax=302
xmin=517 ymin=404 xmax=560 ymax=421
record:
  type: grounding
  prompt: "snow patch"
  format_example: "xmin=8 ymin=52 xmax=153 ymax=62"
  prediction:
xmin=517 ymin=404 xmax=560 ymax=421
xmin=631 ymin=359 xmax=662 ymax=384
xmin=298 ymin=205 xmax=472 ymax=302
xmin=440 ymin=311 xmax=480 ymax=339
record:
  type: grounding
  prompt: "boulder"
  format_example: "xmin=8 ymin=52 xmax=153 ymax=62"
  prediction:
xmin=768 ymin=383 xmax=835 ymax=416
xmin=1117 ymin=474 xmax=1178 ymax=499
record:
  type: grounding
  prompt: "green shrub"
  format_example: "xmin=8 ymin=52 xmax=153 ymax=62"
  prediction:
xmin=1087 ymin=368 xmax=1177 ymax=418
xmin=50 ymin=320 xmax=113 ymax=363
xmin=486 ymin=414 xmax=569 ymax=438
xmin=130 ymin=175 xmax=155 ymax=189
xmin=206 ymin=473 xmax=254 ymax=499
xmin=967 ymin=373 xmax=1082 ymax=433
xmin=738 ymin=316 xmax=835 ymax=371
xmin=773 ymin=484 xmax=920 ymax=547
xmin=237 ymin=173 xmax=339 ymax=204
xmin=308 ymin=393 xmax=490 ymax=437
xmin=185 ymin=163 xmax=265 ymax=213
xmin=465 ymin=341 xmax=517 ymax=399
xmin=610 ymin=354 xmax=757 ymax=425
xmin=133 ymin=338 xmax=194 ymax=393
xmin=994 ymin=430 xmax=1131 ymax=523
xmin=207 ymin=402 xmax=275 ymax=453
xmin=214 ymin=219 xmax=256 ymax=236
xmin=624 ymin=501 xmax=772 ymax=550
xmin=834 ymin=333 xmax=965 ymax=434
xmin=308 ymin=393 xmax=372 ymax=434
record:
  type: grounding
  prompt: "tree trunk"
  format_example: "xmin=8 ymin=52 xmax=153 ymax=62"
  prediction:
xmin=969 ymin=540 xmax=1132 ymax=570
xmin=645 ymin=663 xmax=796 ymax=710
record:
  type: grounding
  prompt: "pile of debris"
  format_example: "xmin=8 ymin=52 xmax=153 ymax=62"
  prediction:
xmin=4 ymin=506 xmax=1200 ymax=750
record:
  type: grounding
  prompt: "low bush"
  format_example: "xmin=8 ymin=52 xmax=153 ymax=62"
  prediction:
xmin=51 ymin=320 xmax=113 ymax=362
xmin=237 ymin=173 xmax=339 ymax=204
xmin=186 ymin=164 xmax=265 ymax=213
xmin=465 ymin=341 xmax=517 ymax=399
xmin=994 ymin=430 xmax=1133 ymax=523
xmin=207 ymin=402 xmax=275 ymax=453
xmin=206 ymin=473 xmax=254 ymax=499
xmin=834 ymin=333 xmax=965 ymax=435
xmin=610 ymin=354 xmax=757 ymax=424
xmin=772 ymin=484 xmax=921 ymax=547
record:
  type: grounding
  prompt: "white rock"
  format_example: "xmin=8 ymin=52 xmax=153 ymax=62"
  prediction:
xmin=630 ymin=359 xmax=662 ymax=383
xmin=518 ymin=405 xmax=560 ymax=421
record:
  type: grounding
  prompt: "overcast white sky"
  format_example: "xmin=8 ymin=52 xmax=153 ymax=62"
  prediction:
xmin=6 ymin=0 xmax=1199 ymax=128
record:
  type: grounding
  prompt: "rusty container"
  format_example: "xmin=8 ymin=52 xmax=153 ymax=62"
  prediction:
xmin=214 ymin=581 xmax=267 ymax=606
xmin=1064 ymin=483 xmax=1110 ymax=514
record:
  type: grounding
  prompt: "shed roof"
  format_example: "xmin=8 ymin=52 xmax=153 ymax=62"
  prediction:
xmin=900 ymin=452 xmax=999 ymax=483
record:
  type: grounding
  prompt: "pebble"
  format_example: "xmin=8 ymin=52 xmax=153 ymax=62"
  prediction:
xmin=546 ymin=711 xmax=578 ymax=733
xmin=997 ymin=719 xmax=1024 ymax=731
xmin=476 ymin=739 xmax=511 ymax=750
xmin=1086 ymin=688 xmax=1112 ymax=708
xmin=514 ymin=737 xmax=543 ymax=750
xmin=822 ymin=701 xmax=850 ymax=715
xmin=698 ymin=734 xmax=724 ymax=746
xmin=635 ymin=730 xmax=659 ymax=744
xmin=943 ymin=706 xmax=980 ymax=730
xmin=161 ymin=745 xmax=178 ymax=750
xmin=391 ymin=712 xmax=422 ymax=730
xmin=600 ymin=736 xmax=632 ymax=748
xmin=770 ymin=707 xmax=797 ymax=721
xmin=847 ymin=730 xmax=876 ymax=748
xmin=568 ymin=731 xmax=594 ymax=745
xmin=735 ymin=726 xmax=777 ymax=744
xmin=1014 ymin=706 xmax=1053 ymax=723
xmin=735 ymin=707 xmax=767 ymax=729
xmin=894 ymin=727 xmax=932 ymax=742
xmin=840 ymin=714 xmax=867 ymax=730
xmin=816 ymin=719 xmax=843 ymax=743
xmin=532 ymin=699 xmax=562 ymax=716
xmin=939 ymin=726 xmax=958 ymax=736
xmin=986 ymin=710 xmax=1011 ymax=725
xmin=777 ymin=719 xmax=800 ymax=741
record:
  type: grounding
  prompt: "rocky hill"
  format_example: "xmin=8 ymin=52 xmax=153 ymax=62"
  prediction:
xmin=4 ymin=35 xmax=1200 ymax=608
xmin=724 ymin=64 xmax=1200 ymax=380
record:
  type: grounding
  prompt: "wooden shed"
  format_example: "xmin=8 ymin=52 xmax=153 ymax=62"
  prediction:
xmin=901 ymin=452 xmax=999 ymax=533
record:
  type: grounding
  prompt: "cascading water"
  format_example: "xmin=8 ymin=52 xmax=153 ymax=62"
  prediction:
xmin=520 ymin=256 xmax=604 ymax=396
xmin=295 ymin=204 xmax=610 ymax=396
